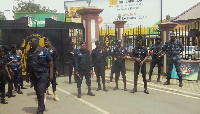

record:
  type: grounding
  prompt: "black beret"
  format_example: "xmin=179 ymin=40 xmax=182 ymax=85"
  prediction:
xmin=80 ymin=41 xmax=86 ymax=45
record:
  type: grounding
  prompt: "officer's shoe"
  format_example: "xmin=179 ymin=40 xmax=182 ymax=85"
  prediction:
xmin=124 ymin=88 xmax=127 ymax=91
xmin=96 ymin=85 xmax=102 ymax=91
xmin=113 ymin=86 xmax=118 ymax=90
xmin=147 ymin=79 xmax=151 ymax=82
xmin=163 ymin=81 xmax=170 ymax=85
xmin=47 ymin=89 xmax=53 ymax=95
xmin=8 ymin=94 xmax=16 ymax=98
xmin=78 ymin=88 xmax=81 ymax=98
xmin=17 ymin=90 xmax=23 ymax=94
xmin=6 ymin=92 xmax=8 ymax=96
xmin=179 ymin=83 xmax=183 ymax=87
xmin=87 ymin=91 xmax=95 ymax=96
xmin=144 ymin=89 xmax=149 ymax=94
xmin=53 ymin=91 xmax=59 ymax=101
xmin=157 ymin=78 xmax=161 ymax=82
xmin=37 ymin=110 xmax=43 ymax=114
xmin=103 ymin=87 xmax=108 ymax=92
xmin=130 ymin=89 xmax=137 ymax=93
xmin=1 ymin=99 xmax=8 ymax=104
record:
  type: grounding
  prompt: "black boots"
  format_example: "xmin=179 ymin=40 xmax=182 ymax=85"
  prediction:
xmin=96 ymin=83 xmax=102 ymax=91
xmin=87 ymin=86 xmax=95 ymax=96
xmin=103 ymin=83 xmax=108 ymax=92
xmin=144 ymin=89 xmax=149 ymax=94
xmin=17 ymin=86 xmax=23 ymax=94
xmin=179 ymin=77 xmax=183 ymax=87
xmin=78 ymin=88 xmax=81 ymax=98
xmin=131 ymin=88 xmax=138 ymax=93
xmin=164 ymin=78 xmax=170 ymax=85
xmin=124 ymin=82 xmax=127 ymax=91
xmin=69 ymin=76 xmax=71 ymax=84
xmin=113 ymin=83 xmax=118 ymax=90
xmin=1 ymin=99 xmax=8 ymax=104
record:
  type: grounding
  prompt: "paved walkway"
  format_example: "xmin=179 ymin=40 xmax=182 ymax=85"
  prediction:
xmin=105 ymin=68 xmax=200 ymax=97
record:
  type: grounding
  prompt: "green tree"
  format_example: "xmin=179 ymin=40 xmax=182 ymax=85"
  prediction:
xmin=13 ymin=0 xmax=57 ymax=13
xmin=0 ymin=12 xmax=6 ymax=20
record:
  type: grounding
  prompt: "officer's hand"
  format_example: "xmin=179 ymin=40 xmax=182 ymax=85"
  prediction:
xmin=55 ymin=70 xmax=59 ymax=77
xmin=105 ymin=66 xmax=108 ymax=69
xmin=75 ymin=72 xmax=79 ymax=75
xmin=140 ymin=61 xmax=144 ymax=66
xmin=8 ymin=74 xmax=11 ymax=80
xmin=89 ymin=70 xmax=93 ymax=75
xmin=114 ymin=57 xmax=117 ymax=61
xmin=49 ymin=74 xmax=53 ymax=81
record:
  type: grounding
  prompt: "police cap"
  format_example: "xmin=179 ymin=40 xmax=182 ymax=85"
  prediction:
xmin=155 ymin=35 xmax=161 ymax=41
xmin=136 ymin=35 xmax=143 ymax=42
xmin=11 ymin=44 xmax=17 ymax=49
xmin=95 ymin=40 xmax=100 ymax=45
xmin=44 ymin=37 xmax=49 ymax=41
xmin=2 ymin=45 xmax=11 ymax=51
xmin=170 ymin=32 xmax=175 ymax=37
xmin=117 ymin=39 xmax=122 ymax=43
xmin=70 ymin=42 xmax=75 ymax=46
xmin=0 ymin=46 xmax=4 ymax=52
xmin=80 ymin=41 xmax=86 ymax=46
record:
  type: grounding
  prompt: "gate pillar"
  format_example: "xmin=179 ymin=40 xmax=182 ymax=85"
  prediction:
xmin=113 ymin=20 xmax=127 ymax=45
xmin=77 ymin=7 xmax=103 ymax=52
xmin=158 ymin=22 xmax=177 ymax=74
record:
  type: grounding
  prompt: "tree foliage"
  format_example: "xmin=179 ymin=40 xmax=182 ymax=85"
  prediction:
xmin=0 ymin=12 xmax=6 ymax=20
xmin=13 ymin=0 xmax=57 ymax=13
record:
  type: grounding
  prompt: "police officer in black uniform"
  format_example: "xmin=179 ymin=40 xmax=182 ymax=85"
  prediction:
xmin=148 ymin=36 xmax=165 ymax=82
xmin=113 ymin=40 xmax=127 ymax=91
xmin=67 ymin=42 xmax=77 ymax=84
xmin=27 ymin=36 xmax=53 ymax=114
xmin=163 ymin=32 xmax=184 ymax=87
xmin=107 ymin=45 xmax=116 ymax=83
xmin=2 ymin=45 xmax=16 ymax=98
xmin=8 ymin=44 xmax=23 ymax=94
xmin=92 ymin=40 xmax=108 ymax=92
xmin=0 ymin=46 xmax=11 ymax=104
xmin=74 ymin=41 xmax=95 ymax=98
xmin=131 ymin=36 xmax=149 ymax=94
xmin=44 ymin=37 xmax=59 ymax=101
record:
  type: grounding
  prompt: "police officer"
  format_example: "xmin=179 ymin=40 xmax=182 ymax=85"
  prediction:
xmin=92 ymin=40 xmax=108 ymax=92
xmin=131 ymin=36 xmax=149 ymax=94
xmin=2 ymin=45 xmax=16 ymax=98
xmin=163 ymin=32 xmax=184 ymax=87
xmin=113 ymin=40 xmax=127 ymax=91
xmin=27 ymin=36 xmax=53 ymax=114
xmin=8 ymin=44 xmax=23 ymax=94
xmin=74 ymin=41 xmax=95 ymax=98
xmin=67 ymin=42 xmax=77 ymax=84
xmin=0 ymin=46 xmax=11 ymax=104
xmin=107 ymin=45 xmax=116 ymax=83
xmin=44 ymin=37 xmax=59 ymax=101
xmin=148 ymin=36 xmax=165 ymax=82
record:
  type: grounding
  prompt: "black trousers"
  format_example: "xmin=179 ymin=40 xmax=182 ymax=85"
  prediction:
xmin=149 ymin=58 xmax=163 ymax=78
xmin=32 ymin=75 xmax=48 ymax=112
xmin=7 ymin=73 xmax=14 ymax=96
xmin=94 ymin=64 xmax=105 ymax=83
xmin=0 ymin=70 xmax=6 ymax=100
xmin=134 ymin=62 xmax=147 ymax=89
xmin=115 ymin=64 xmax=126 ymax=83
xmin=46 ymin=70 xmax=56 ymax=92
xmin=110 ymin=62 xmax=116 ymax=81
xmin=77 ymin=69 xmax=91 ymax=88
xmin=12 ymin=70 xmax=22 ymax=88
xmin=69 ymin=60 xmax=76 ymax=82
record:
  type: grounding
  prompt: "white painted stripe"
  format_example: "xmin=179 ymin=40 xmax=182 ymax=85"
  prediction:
xmin=57 ymin=87 xmax=110 ymax=114
xmin=105 ymin=76 xmax=200 ymax=97
xmin=126 ymin=82 xmax=200 ymax=100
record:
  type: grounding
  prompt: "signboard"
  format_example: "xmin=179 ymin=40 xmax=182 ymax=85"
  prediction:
xmin=171 ymin=62 xmax=200 ymax=81
xmin=64 ymin=0 xmax=161 ymax=28
xmin=14 ymin=13 xmax=65 ymax=27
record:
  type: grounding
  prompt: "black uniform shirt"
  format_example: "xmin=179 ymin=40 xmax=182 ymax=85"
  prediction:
xmin=27 ymin=46 xmax=52 ymax=78
xmin=114 ymin=47 xmax=127 ymax=65
xmin=46 ymin=45 xmax=58 ymax=70
xmin=91 ymin=47 xmax=107 ymax=66
xmin=0 ymin=56 xmax=7 ymax=71
xmin=132 ymin=46 xmax=148 ymax=61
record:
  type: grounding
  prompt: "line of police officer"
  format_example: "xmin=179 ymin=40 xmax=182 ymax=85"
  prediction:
xmin=68 ymin=32 xmax=184 ymax=98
